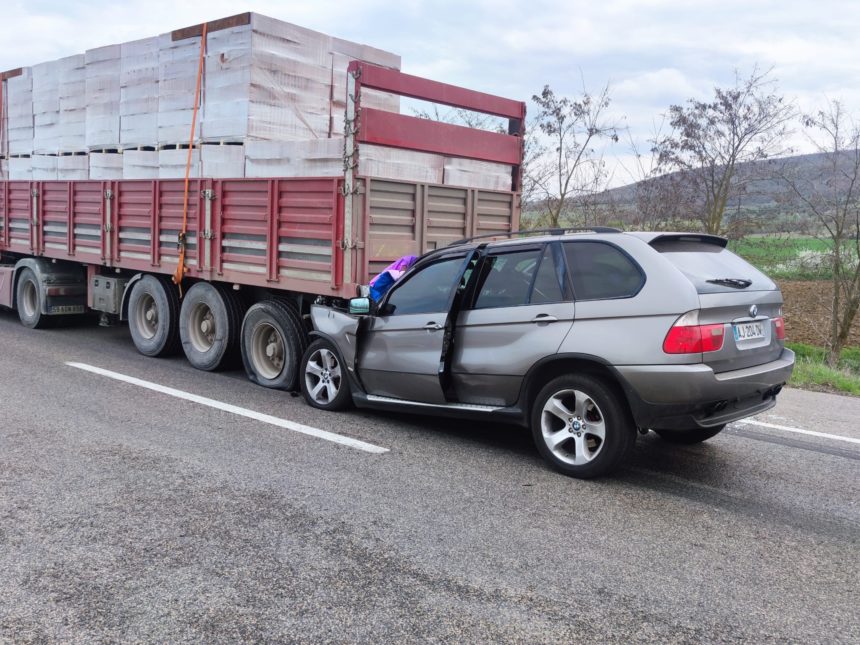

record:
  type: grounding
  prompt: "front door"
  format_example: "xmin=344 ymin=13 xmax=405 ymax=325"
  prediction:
xmin=358 ymin=252 xmax=471 ymax=403
xmin=452 ymin=243 xmax=575 ymax=406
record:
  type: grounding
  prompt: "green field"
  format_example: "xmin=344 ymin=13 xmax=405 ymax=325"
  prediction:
xmin=728 ymin=236 xmax=834 ymax=280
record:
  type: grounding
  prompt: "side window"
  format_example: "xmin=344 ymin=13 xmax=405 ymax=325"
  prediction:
xmin=473 ymin=249 xmax=541 ymax=309
xmin=385 ymin=256 xmax=464 ymax=315
xmin=530 ymin=245 xmax=565 ymax=304
xmin=563 ymin=242 xmax=644 ymax=300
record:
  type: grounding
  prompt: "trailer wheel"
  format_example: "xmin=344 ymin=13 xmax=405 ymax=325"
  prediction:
xmin=16 ymin=268 xmax=52 ymax=329
xmin=179 ymin=282 xmax=245 ymax=371
xmin=128 ymin=275 xmax=181 ymax=357
xmin=241 ymin=299 xmax=306 ymax=390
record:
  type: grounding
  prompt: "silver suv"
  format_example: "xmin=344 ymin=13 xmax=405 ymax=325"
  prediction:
xmin=300 ymin=229 xmax=795 ymax=478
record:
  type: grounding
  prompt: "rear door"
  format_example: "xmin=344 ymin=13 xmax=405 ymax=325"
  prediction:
xmin=358 ymin=251 xmax=472 ymax=403
xmin=651 ymin=235 xmax=784 ymax=372
xmin=451 ymin=243 xmax=574 ymax=406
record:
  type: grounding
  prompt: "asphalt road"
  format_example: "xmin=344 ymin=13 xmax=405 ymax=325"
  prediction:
xmin=0 ymin=311 xmax=857 ymax=644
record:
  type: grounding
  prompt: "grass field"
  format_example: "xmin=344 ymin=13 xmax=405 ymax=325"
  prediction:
xmin=728 ymin=236 xmax=835 ymax=280
xmin=786 ymin=342 xmax=860 ymax=396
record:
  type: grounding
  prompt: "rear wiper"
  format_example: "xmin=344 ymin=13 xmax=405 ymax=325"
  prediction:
xmin=706 ymin=278 xmax=752 ymax=289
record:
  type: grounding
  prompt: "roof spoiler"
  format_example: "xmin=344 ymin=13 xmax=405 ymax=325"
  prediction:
xmin=648 ymin=233 xmax=728 ymax=248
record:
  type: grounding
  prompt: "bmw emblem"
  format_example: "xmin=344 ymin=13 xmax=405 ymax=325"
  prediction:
xmin=749 ymin=304 xmax=758 ymax=318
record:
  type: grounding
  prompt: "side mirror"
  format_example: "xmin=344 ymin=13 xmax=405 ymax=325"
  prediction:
xmin=348 ymin=297 xmax=371 ymax=315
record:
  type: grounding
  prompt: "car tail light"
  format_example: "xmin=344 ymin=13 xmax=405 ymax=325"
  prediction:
xmin=663 ymin=311 xmax=725 ymax=354
xmin=772 ymin=316 xmax=785 ymax=340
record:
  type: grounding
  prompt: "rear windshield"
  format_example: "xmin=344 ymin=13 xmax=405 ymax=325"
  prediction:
xmin=651 ymin=240 xmax=776 ymax=293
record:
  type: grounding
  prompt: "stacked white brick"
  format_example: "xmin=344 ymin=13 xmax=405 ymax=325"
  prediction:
xmin=32 ymin=60 xmax=61 ymax=154
xmin=6 ymin=68 xmax=34 ymax=156
xmin=120 ymin=37 xmax=159 ymax=148
xmin=59 ymin=55 xmax=86 ymax=152
xmin=85 ymin=45 xmax=121 ymax=150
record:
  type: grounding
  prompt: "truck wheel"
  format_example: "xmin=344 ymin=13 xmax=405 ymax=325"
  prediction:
xmin=179 ymin=282 xmax=245 ymax=371
xmin=16 ymin=268 xmax=52 ymax=329
xmin=300 ymin=339 xmax=352 ymax=411
xmin=654 ymin=425 xmax=726 ymax=444
xmin=127 ymin=275 xmax=181 ymax=357
xmin=531 ymin=374 xmax=635 ymax=479
xmin=241 ymin=299 xmax=306 ymax=390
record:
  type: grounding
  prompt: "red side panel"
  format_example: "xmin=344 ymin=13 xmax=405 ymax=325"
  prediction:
xmin=353 ymin=63 xmax=525 ymax=120
xmin=359 ymin=108 xmax=523 ymax=165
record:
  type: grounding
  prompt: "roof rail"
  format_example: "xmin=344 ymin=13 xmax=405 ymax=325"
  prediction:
xmin=449 ymin=226 xmax=622 ymax=247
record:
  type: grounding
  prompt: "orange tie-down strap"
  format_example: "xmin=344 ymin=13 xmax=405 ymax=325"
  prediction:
xmin=173 ymin=21 xmax=208 ymax=295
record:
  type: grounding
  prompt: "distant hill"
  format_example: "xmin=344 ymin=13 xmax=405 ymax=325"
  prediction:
xmin=595 ymin=150 xmax=848 ymax=215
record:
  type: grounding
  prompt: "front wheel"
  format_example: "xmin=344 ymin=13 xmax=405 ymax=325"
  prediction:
xmin=654 ymin=425 xmax=726 ymax=444
xmin=300 ymin=339 xmax=353 ymax=411
xmin=531 ymin=374 xmax=635 ymax=478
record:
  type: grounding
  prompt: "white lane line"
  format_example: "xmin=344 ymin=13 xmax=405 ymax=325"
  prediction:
xmin=735 ymin=418 xmax=860 ymax=445
xmin=66 ymin=362 xmax=389 ymax=455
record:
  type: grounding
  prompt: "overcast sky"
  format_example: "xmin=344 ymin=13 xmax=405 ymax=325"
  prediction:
xmin=1 ymin=0 xmax=858 ymax=186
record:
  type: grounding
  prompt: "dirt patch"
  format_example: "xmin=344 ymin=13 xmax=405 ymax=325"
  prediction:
xmin=777 ymin=280 xmax=860 ymax=347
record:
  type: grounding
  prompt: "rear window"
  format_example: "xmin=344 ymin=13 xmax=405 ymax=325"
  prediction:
xmin=651 ymin=240 xmax=776 ymax=293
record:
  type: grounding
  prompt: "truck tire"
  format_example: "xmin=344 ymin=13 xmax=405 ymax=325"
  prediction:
xmin=241 ymin=299 xmax=306 ymax=390
xmin=179 ymin=282 xmax=245 ymax=371
xmin=15 ymin=268 xmax=52 ymax=329
xmin=531 ymin=374 xmax=635 ymax=479
xmin=127 ymin=275 xmax=181 ymax=357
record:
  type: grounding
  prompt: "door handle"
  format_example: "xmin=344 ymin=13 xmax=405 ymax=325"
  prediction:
xmin=531 ymin=314 xmax=558 ymax=323
xmin=423 ymin=322 xmax=443 ymax=331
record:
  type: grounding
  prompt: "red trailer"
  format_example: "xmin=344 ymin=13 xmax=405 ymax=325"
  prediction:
xmin=0 ymin=60 xmax=526 ymax=390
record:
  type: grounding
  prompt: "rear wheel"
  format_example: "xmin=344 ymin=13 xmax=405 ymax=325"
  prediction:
xmin=531 ymin=374 xmax=635 ymax=478
xmin=127 ymin=275 xmax=181 ymax=357
xmin=16 ymin=268 xmax=51 ymax=329
xmin=179 ymin=282 xmax=245 ymax=371
xmin=654 ymin=425 xmax=726 ymax=444
xmin=300 ymin=339 xmax=353 ymax=411
xmin=241 ymin=299 xmax=307 ymax=390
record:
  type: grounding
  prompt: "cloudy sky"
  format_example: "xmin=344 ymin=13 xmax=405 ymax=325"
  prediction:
xmin=1 ymin=0 xmax=858 ymax=185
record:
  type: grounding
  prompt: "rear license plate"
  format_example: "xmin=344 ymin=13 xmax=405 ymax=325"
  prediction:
xmin=733 ymin=321 xmax=765 ymax=341
xmin=49 ymin=305 xmax=85 ymax=314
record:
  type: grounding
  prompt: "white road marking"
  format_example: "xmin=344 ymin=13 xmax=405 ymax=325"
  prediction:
xmin=735 ymin=418 xmax=860 ymax=445
xmin=66 ymin=362 xmax=389 ymax=455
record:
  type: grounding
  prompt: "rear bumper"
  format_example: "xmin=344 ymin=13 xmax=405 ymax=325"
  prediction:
xmin=615 ymin=349 xmax=795 ymax=430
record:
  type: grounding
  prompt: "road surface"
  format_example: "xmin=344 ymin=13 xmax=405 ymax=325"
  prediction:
xmin=0 ymin=312 xmax=857 ymax=643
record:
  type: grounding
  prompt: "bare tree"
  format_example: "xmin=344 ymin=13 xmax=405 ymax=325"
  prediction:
xmin=618 ymin=119 xmax=697 ymax=230
xmin=653 ymin=68 xmax=794 ymax=236
xmin=527 ymin=83 xmax=618 ymax=228
xmin=779 ymin=101 xmax=860 ymax=366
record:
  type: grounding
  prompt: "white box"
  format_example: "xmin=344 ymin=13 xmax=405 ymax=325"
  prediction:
xmin=89 ymin=152 xmax=123 ymax=179
xmin=32 ymin=154 xmax=58 ymax=180
xmin=443 ymin=158 xmax=513 ymax=191
xmin=9 ymin=157 xmax=32 ymax=180
xmin=123 ymin=149 xmax=159 ymax=179
xmin=58 ymin=155 xmax=89 ymax=180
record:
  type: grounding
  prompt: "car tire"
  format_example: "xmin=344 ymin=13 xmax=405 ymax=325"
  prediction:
xmin=300 ymin=339 xmax=353 ymax=411
xmin=241 ymin=299 xmax=306 ymax=390
xmin=15 ymin=268 xmax=53 ymax=329
xmin=179 ymin=282 xmax=245 ymax=371
xmin=654 ymin=425 xmax=726 ymax=444
xmin=127 ymin=275 xmax=181 ymax=357
xmin=531 ymin=374 xmax=635 ymax=478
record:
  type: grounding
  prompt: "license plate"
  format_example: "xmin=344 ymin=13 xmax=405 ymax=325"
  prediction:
xmin=733 ymin=320 xmax=765 ymax=341
xmin=50 ymin=305 xmax=85 ymax=314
